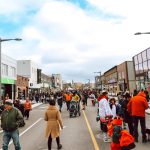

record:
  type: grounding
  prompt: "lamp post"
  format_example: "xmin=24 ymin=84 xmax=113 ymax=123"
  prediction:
xmin=0 ymin=38 xmax=22 ymax=101
xmin=94 ymin=71 xmax=102 ymax=90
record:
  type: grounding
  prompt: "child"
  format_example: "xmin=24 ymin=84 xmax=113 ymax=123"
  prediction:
xmin=109 ymin=98 xmax=117 ymax=118
xmin=109 ymin=117 xmax=135 ymax=150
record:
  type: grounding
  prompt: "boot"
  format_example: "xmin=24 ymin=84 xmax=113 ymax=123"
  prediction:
xmin=58 ymin=144 xmax=62 ymax=149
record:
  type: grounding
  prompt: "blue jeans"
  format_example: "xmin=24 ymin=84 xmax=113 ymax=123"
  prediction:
xmin=2 ymin=129 xmax=21 ymax=150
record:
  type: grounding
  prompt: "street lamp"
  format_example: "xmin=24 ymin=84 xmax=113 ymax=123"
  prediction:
xmin=134 ymin=32 xmax=150 ymax=35
xmin=0 ymin=38 xmax=22 ymax=101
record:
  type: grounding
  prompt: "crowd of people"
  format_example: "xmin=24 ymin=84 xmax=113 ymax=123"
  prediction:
xmin=0 ymin=88 xmax=150 ymax=150
xmin=96 ymin=88 xmax=149 ymax=150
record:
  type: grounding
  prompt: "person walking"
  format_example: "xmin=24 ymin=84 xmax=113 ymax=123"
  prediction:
xmin=56 ymin=92 xmax=63 ymax=112
xmin=98 ymin=90 xmax=112 ymax=142
xmin=44 ymin=99 xmax=63 ymax=150
xmin=1 ymin=99 xmax=24 ymax=150
xmin=127 ymin=90 xmax=149 ymax=143
xmin=64 ymin=91 xmax=72 ymax=111
xmin=121 ymin=92 xmax=134 ymax=135
xmin=24 ymin=97 xmax=32 ymax=120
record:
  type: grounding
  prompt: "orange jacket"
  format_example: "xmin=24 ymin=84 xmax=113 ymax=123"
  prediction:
xmin=64 ymin=94 xmax=72 ymax=101
xmin=107 ymin=117 xmax=123 ymax=137
xmin=119 ymin=130 xmax=134 ymax=147
xmin=127 ymin=91 xmax=148 ymax=117
xmin=24 ymin=101 xmax=32 ymax=110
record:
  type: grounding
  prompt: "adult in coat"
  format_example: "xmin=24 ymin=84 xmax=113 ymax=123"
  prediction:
xmin=99 ymin=90 xmax=112 ymax=142
xmin=44 ymin=99 xmax=63 ymax=150
xmin=127 ymin=90 xmax=148 ymax=143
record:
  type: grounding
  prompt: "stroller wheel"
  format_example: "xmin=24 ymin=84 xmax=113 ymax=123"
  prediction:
xmin=70 ymin=114 xmax=72 ymax=118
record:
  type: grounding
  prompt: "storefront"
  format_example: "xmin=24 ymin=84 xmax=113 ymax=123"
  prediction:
xmin=16 ymin=75 xmax=29 ymax=99
xmin=1 ymin=54 xmax=17 ymax=100
xmin=133 ymin=47 xmax=150 ymax=90
xmin=1 ymin=78 xmax=16 ymax=100
xmin=104 ymin=66 xmax=118 ymax=95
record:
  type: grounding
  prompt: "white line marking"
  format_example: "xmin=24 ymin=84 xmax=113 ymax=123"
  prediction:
xmin=0 ymin=118 xmax=43 ymax=150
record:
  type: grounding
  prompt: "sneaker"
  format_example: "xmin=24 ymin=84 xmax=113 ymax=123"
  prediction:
xmin=58 ymin=144 xmax=62 ymax=149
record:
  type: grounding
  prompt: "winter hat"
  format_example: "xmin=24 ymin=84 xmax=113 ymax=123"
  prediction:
xmin=5 ymin=99 xmax=13 ymax=106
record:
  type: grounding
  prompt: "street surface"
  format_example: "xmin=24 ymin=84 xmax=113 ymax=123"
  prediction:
xmin=0 ymin=100 xmax=150 ymax=150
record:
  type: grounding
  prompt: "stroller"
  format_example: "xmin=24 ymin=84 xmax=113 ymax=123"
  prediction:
xmin=69 ymin=100 xmax=81 ymax=118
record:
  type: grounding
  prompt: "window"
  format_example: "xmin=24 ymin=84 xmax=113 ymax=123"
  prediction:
xmin=138 ymin=53 xmax=143 ymax=63
xmin=143 ymin=61 xmax=148 ymax=72
xmin=142 ymin=50 xmax=147 ymax=62
xmin=135 ymin=65 xmax=139 ymax=75
xmin=122 ymin=72 xmax=125 ymax=79
xmin=118 ymin=72 xmax=121 ymax=79
xmin=139 ymin=63 xmax=143 ymax=73
xmin=134 ymin=55 xmax=138 ymax=65
xmin=148 ymin=60 xmax=150 ymax=69
xmin=2 ymin=64 xmax=8 ymax=76
xmin=10 ymin=67 xmax=16 ymax=77
xmin=147 ymin=48 xmax=150 ymax=59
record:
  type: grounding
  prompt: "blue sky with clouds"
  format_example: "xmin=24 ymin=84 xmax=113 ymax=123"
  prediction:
xmin=1 ymin=0 xmax=150 ymax=82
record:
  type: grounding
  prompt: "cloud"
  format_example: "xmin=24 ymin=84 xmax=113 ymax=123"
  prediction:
xmin=1 ymin=0 xmax=150 ymax=82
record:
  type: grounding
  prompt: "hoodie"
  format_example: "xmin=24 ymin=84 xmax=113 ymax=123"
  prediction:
xmin=127 ymin=91 xmax=148 ymax=117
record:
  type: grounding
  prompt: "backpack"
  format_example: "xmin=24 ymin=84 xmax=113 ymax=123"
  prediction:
xmin=112 ymin=125 xmax=122 ymax=144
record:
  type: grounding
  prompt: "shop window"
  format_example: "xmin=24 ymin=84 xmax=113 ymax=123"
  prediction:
xmin=118 ymin=72 xmax=121 ymax=79
xmin=135 ymin=65 xmax=139 ymax=75
xmin=139 ymin=63 xmax=144 ymax=73
xmin=148 ymin=60 xmax=150 ymax=70
xmin=147 ymin=48 xmax=150 ymax=59
xmin=134 ymin=55 xmax=138 ymax=65
xmin=138 ymin=53 xmax=143 ymax=63
xmin=2 ymin=63 xmax=8 ymax=76
xmin=143 ymin=61 xmax=148 ymax=72
xmin=142 ymin=50 xmax=147 ymax=62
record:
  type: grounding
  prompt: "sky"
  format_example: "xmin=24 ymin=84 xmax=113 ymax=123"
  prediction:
xmin=1 ymin=0 xmax=150 ymax=83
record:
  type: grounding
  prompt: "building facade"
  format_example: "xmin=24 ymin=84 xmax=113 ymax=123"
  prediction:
xmin=51 ymin=74 xmax=62 ymax=90
xmin=16 ymin=75 xmax=29 ymax=99
xmin=1 ymin=54 xmax=17 ymax=100
xmin=17 ymin=60 xmax=41 ymax=93
xmin=117 ymin=61 xmax=136 ymax=94
xmin=40 ymin=73 xmax=51 ymax=92
xmin=133 ymin=47 xmax=150 ymax=90
xmin=104 ymin=66 xmax=118 ymax=95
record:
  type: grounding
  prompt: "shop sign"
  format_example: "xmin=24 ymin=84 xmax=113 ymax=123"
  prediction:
xmin=1 ymin=78 xmax=15 ymax=84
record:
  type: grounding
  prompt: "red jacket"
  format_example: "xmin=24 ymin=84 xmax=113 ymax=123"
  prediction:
xmin=127 ymin=91 xmax=148 ymax=117
xmin=24 ymin=101 xmax=32 ymax=110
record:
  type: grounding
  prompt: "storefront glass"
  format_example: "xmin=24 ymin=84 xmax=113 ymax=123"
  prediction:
xmin=138 ymin=53 xmax=143 ymax=63
xmin=143 ymin=61 xmax=148 ymax=72
xmin=134 ymin=55 xmax=138 ymax=65
xmin=148 ymin=60 xmax=150 ymax=70
xmin=139 ymin=63 xmax=143 ymax=73
xmin=142 ymin=50 xmax=147 ymax=62
xmin=135 ymin=65 xmax=139 ymax=74
xmin=147 ymin=48 xmax=150 ymax=59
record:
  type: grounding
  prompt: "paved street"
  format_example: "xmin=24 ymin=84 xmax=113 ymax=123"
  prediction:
xmin=0 ymin=100 xmax=150 ymax=150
